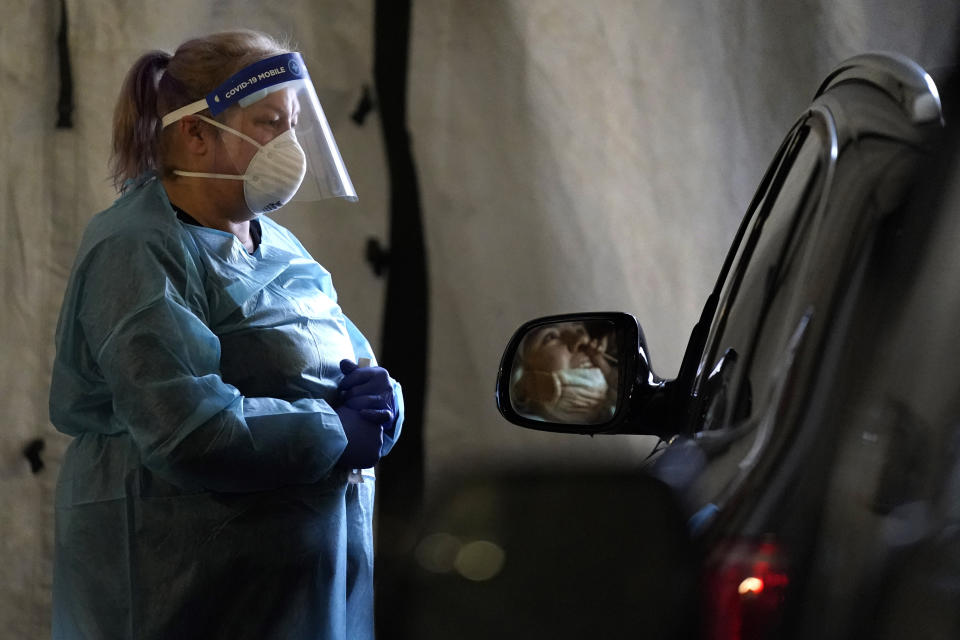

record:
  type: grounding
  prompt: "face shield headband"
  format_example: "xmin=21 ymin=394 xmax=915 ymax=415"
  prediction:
xmin=161 ymin=52 xmax=357 ymax=205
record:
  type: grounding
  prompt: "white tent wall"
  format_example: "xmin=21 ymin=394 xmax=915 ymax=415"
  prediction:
xmin=413 ymin=0 xmax=959 ymax=483
xmin=0 ymin=0 xmax=956 ymax=634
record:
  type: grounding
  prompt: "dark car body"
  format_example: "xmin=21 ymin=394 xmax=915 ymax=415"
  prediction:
xmin=395 ymin=53 xmax=959 ymax=639
xmin=643 ymin=52 xmax=958 ymax=638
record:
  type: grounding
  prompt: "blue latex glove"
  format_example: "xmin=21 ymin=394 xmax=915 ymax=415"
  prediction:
xmin=335 ymin=404 xmax=384 ymax=469
xmin=338 ymin=359 xmax=396 ymax=427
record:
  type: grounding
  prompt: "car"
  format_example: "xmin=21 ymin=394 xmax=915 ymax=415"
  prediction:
xmin=392 ymin=52 xmax=958 ymax=639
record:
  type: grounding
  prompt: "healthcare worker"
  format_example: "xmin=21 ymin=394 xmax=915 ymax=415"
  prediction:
xmin=49 ymin=30 xmax=402 ymax=640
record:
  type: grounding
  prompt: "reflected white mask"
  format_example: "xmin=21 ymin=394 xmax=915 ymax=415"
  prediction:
xmin=553 ymin=367 xmax=609 ymax=414
xmin=174 ymin=115 xmax=307 ymax=214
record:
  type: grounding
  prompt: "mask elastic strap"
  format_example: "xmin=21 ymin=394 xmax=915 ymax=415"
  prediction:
xmin=172 ymin=170 xmax=248 ymax=181
xmin=161 ymin=98 xmax=207 ymax=128
xmin=162 ymin=102 xmax=265 ymax=149
xmin=169 ymin=114 xmax=265 ymax=182
xmin=192 ymin=114 xmax=263 ymax=149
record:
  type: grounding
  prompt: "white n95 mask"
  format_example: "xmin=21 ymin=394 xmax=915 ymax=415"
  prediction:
xmin=172 ymin=115 xmax=307 ymax=214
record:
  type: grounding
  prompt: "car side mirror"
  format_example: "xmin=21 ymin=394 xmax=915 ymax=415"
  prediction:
xmin=495 ymin=312 xmax=676 ymax=435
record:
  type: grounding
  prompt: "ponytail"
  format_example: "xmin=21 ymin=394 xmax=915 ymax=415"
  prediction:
xmin=109 ymin=50 xmax=170 ymax=192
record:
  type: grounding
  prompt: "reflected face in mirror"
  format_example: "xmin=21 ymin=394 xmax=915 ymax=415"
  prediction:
xmin=522 ymin=323 xmax=595 ymax=372
xmin=510 ymin=321 xmax=620 ymax=425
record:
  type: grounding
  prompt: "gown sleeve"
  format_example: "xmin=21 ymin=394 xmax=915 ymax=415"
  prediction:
xmin=69 ymin=232 xmax=349 ymax=493
xmin=307 ymin=246 xmax=405 ymax=458
xmin=342 ymin=314 xmax=405 ymax=457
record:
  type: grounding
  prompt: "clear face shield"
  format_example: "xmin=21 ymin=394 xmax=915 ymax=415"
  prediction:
xmin=161 ymin=52 xmax=357 ymax=213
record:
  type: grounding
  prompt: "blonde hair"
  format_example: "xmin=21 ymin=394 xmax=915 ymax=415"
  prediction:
xmin=109 ymin=30 xmax=292 ymax=192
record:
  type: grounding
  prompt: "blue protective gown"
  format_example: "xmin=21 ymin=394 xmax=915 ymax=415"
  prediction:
xmin=49 ymin=174 xmax=402 ymax=640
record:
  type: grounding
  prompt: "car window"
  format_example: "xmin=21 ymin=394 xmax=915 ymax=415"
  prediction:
xmin=689 ymin=114 xmax=831 ymax=500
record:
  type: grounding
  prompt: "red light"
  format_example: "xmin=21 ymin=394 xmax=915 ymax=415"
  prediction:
xmin=738 ymin=577 xmax=764 ymax=595
xmin=702 ymin=539 xmax=790 ymax=640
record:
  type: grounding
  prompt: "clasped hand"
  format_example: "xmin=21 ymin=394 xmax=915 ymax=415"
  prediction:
xmin=335 ymin=359 xmax=396 ymax=469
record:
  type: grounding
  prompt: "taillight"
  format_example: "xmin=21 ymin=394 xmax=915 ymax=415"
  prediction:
xmin=702 ymin=538 xmax=790 ymax=640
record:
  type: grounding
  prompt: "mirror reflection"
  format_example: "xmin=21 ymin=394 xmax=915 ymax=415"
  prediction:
xmin=509 ymin=320 xmax=620 ymax=424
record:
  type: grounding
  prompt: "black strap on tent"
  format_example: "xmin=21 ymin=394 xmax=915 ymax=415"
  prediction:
xmin=351 ymin=84 xmax=375 ymax=126
xmin=372 ymin=0 xmax=429 ymax=632
xmin=23 ymin=438 xmax=45 ymax=474
xmin=56 ymin=0 xmax=73 ymax=129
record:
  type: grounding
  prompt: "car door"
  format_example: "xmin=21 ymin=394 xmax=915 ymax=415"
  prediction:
xmin=681 ymin=55 xmax=944 ymax=532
